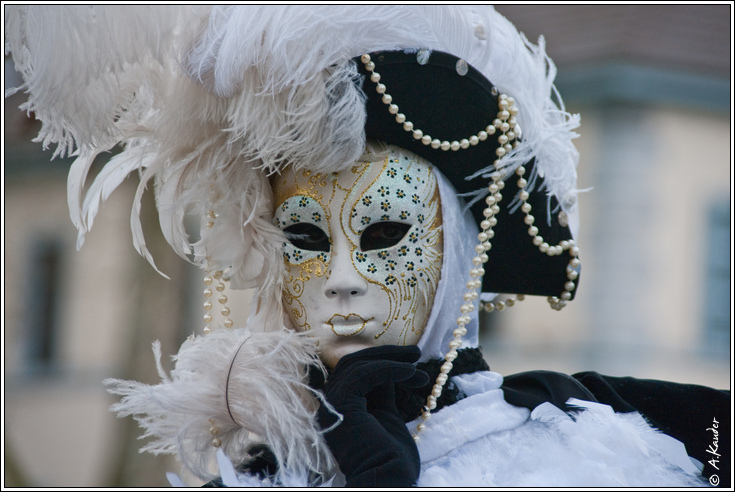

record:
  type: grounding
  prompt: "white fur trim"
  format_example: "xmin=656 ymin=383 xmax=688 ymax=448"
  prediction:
xmin=415 ymin=394 xmax=704 ymax=487
xmin=407 ymin=372 xmax=530 ymax=462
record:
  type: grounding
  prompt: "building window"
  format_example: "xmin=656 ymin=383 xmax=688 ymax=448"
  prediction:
xmin=25 ymin=239 xmax=63 ymax=371
xmin=703 ymin=201 xmax=730 ymax=356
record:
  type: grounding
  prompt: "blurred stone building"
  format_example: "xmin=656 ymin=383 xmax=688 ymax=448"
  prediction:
xmin=484 ymin=4 xmax=731 ymax=385
xmin=3 ymin=5 xmax=731 ymax=487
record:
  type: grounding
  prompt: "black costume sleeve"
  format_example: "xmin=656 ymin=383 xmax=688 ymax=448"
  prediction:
xmin=502 ymin=370 xmax=730 ymax=488
xmin=501 ymin=370 xmax=598 ymax=412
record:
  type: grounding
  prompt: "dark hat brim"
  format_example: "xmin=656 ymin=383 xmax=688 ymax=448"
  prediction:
xmin=355 ymin=49 xmax=578 ymax=299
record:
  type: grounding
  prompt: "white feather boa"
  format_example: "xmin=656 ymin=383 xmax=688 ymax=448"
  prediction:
xmin=104 ymin=327 xmax=336 ymax=482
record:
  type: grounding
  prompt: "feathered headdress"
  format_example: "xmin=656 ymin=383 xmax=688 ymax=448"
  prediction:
xmin=5 ymin=5 xmax=580 ymax=318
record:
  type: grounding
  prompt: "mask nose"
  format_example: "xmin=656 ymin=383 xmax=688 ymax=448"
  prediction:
xmin=323 ymin=241 xmax=368 ymax=299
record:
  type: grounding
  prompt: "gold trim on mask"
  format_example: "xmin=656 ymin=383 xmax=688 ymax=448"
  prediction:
xmin=343 ymin=152 xmax=443 ymax=344
xmin=275 ymin=168 xmax=335 ymax=332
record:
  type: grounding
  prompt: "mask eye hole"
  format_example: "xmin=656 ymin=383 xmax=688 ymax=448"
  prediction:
xmin=360 ymin=222 xmax=411 ymax=251
xmin=283 ymin=223 xmax=330 ymax=252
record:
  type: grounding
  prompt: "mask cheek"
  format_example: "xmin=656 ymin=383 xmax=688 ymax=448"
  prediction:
xmin=392 ymin=239 xmax=443 ymax=340
xmin=353 ymin=248 xmax=386 ymax=284
xmin=352 ymin=248 xmax=407 ymax=340
xmin=282 ymin=256 xmax=329 ymax=332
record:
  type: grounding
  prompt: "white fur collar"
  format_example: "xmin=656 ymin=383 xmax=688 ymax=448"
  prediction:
xmin=411 ymin=380 xmax=704 ymax=487
xmin=407 ymin=371 xmax=531 ymax=462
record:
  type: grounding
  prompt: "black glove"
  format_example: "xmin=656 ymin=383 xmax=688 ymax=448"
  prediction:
xmin=318 ymin=345 xmax=429 ymax=487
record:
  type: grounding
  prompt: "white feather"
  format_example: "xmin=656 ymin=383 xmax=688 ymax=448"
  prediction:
xmin=105 ymin=327 xmax=336 ymax=482
xmin=5 ymin=5 xmax=206 ymax=156
xmin=81 ymin=147 xmax=154 ymax=236
xmin=66 ymin=147 xmax=105 ymax=249
xmin=130 ymin=166 xmax=169 ymax=278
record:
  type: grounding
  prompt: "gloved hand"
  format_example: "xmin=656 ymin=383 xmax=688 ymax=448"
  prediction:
xmin=318 ymin=345 xmax=429 ymax=487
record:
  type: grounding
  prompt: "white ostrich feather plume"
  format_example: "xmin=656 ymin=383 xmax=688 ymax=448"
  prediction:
xmin=104 ymin=327 xmax=336 ymax=482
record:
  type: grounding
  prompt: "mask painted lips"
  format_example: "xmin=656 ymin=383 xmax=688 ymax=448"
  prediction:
xmin=327 ymin=314 xmax=375 ymax=336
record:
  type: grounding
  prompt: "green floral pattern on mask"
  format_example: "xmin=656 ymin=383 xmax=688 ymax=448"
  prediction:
xmin=346 ymin=150 xmax=442 ymax=331
xmin=273 ymin=195 xmax=330 ymax=266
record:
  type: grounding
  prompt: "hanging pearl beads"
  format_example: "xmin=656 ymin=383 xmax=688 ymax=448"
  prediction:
xmin=214 ymin=270 xmax=235 ymax=328
xmin=203 ymin=270 xmax=234 ymax=332
xmin=510 ymin=165 xmax=580 ymax=309
xmin=203 ymin=274 xmax=214 ymax=334
xmin=203 ymin=209 xmax=235 ymax=333
xmin=362 ymin=54 xmax=501 ymax=151
xmin=413 ymin=92 xmax=519 ymax=442
xmin=481 ymin=294 xmax=525 ymax=312
xmin=203 ymin=270 xmax=235 ymax=332
xmin=209 ymin=418 xmax=222 ymax=448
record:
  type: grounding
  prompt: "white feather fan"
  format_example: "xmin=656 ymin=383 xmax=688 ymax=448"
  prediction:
xmin=104 ymin=327 xmax=336 ymax=482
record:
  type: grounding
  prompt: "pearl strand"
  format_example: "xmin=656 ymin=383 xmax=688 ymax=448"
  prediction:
xmin=203 ymin=270 xmax=234 ymax=333
xmin=480 ymin=294 xmax=525 ymax=312
xmin=203 ymin=273 xmax=214 ymax=333
xmin=360 ymin=54 xmax=521 ymax=152
xmin=413 ymin=96 xmax=518 ymax=442
xmin=209 ymin=418 xmax=222 ymax=448
xmin=510 ymin=167 xmax=580 ymax=310
xmin=203 ymin=209 xmax=235 ymax=334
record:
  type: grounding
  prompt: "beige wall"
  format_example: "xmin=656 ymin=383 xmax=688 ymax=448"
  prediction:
xmin=5 ymin=177 xmax=131 ymax=486
xmin=481 ymin=104 xmax=730 ymax=389
xmin=4 ymin=174 xmax=195 ymax=486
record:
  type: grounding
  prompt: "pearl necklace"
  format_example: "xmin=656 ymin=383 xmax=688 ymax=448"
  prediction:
xmin=202 ymin=210 xmax=236 ymax=449
xmin=409 ymin=88 xmax=521 ymax=440
xmin=361 ymin=54 xmax=583 ymax=441
xmin=413 ymin=155 xmax=581 ymax=440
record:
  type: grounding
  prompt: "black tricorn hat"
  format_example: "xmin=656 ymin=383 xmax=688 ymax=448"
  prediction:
xmin=355 ymin=50 xmax=579 ymax=300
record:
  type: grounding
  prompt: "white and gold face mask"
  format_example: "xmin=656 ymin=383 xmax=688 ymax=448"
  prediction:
xmin=272 ymin=146 xmax=443 ymax=368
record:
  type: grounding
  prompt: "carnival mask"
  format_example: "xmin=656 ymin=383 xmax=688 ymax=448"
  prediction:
xmin=273 ymin=146 xmax=443 ymax=368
